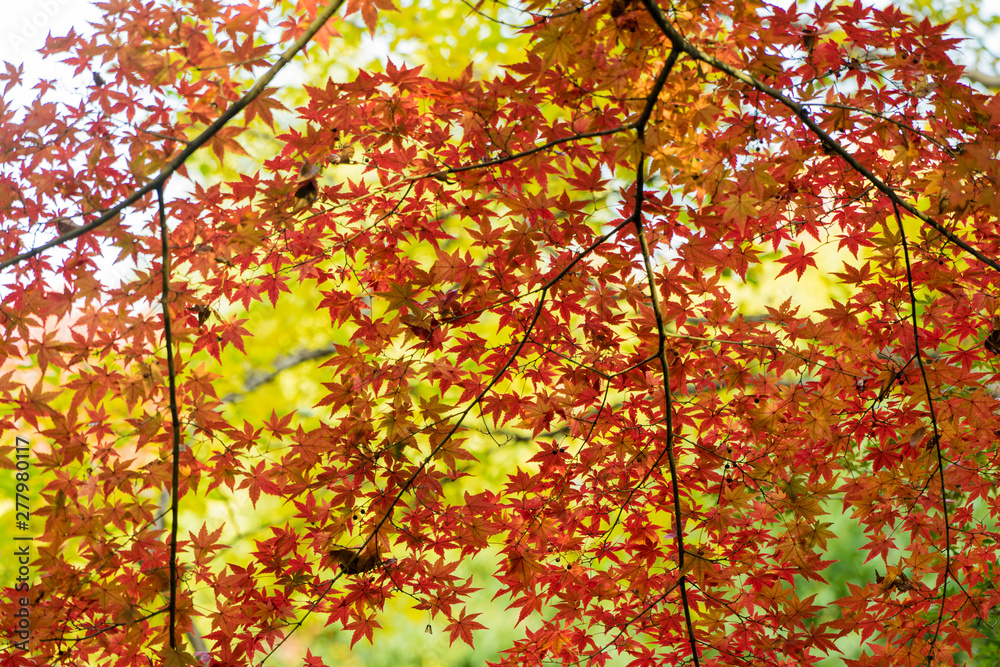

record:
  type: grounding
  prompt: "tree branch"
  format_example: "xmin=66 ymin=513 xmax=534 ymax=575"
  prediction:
xmin=626 ymin=48 xmax=702 ymax=667
xmin=0 ymin=0 xmax=349 ymax=271
xmin=892 ymin=200 xmax=950 ymax=660
xmin=638 ymin=0 xmax=1000 ymax=274
xmin=156 ymin=184 xmax=184 ymax=650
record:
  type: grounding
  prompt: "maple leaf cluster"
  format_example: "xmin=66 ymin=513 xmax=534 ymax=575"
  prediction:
xmin=0 ymin=0 xmax=999 ymax=665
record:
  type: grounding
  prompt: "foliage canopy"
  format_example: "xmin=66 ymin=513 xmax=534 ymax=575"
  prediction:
xmin=1 ymin=0 xmax=1000 ymax=665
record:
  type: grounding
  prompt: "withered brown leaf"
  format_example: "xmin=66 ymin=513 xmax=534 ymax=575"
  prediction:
xmin=329 ymin=547 xmax=379 ymax=575
xmin=985 ymin=329 xmax=1000 ymax=355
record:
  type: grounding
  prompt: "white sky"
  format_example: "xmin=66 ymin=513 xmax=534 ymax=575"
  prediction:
xmin=0 ymin=0 xmax=100 ymax=76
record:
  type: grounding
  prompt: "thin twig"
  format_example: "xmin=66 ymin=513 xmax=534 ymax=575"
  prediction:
xmin=892 ymin=200 xmax=950 ymax=662
xmin=139 ymin=128 xmax=191 ymax=145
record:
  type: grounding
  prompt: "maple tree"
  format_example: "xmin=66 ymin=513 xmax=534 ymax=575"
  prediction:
xmin=1 ymin=0 xmax=1000 ymax=664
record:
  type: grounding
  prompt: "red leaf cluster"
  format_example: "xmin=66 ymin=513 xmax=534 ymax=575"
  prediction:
xmin=0 ymin=0 xmax=998 ymax=665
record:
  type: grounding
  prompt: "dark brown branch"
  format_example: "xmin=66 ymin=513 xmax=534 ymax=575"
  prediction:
xmin=156 ymin=185 xmax=184 ymax=650
xmin=39 ymin=606 xmax=169 ymax=645
xmin=891 ymin=200 xmax=950 ymax=658
xmin=0 ymin=0 xmax=349 ymax=271
xmin=323 ymin=125 xmax=630 ymax=209
xmin=638 ymin=0 xmax=1000 ymax=275
xmin=627 ymin=48 xmax=702 ymax=666
xmin=153 ymin=486 xmax=209 ymax=655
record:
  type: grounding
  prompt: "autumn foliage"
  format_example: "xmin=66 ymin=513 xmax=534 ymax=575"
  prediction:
xmin=1 ymin=0 xmax=1000 ymax=664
